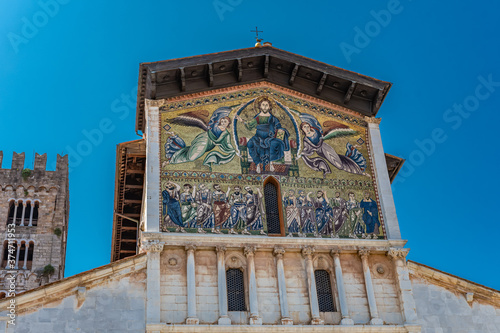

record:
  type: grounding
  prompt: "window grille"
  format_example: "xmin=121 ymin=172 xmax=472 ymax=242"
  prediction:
xmin=264 ymin=182 xmax=281 ymax=234
xmin=227 ymin=268 xmax=246 ymax=311
xmin=315 ymin=270 xmax=335 ymax=312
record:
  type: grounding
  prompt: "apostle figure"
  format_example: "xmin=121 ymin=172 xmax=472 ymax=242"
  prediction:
xmin=314 ymin=190 xmax=334 ymax=237
xmin=226 ymin=186 xmax=246 ymax=234
xmin=235 ymin=97 xmax=290 ymax=173
xmin=346 ymin=192 xmax=364 ymax=238
xmin=360 ymin=192 xmax=380 ymax=239
xmin=180 ymin=184 xmax=197 ymax=228
xmin=211 ymin=184 xmax=231 ymax=234
xmin=194 ymin=184 xmax=213 ymax=233
xmin=241 ymin=186 xmax=265 ymax=235
xmin=283 ymin=190 xmax=300 ymax=236
xmin=330 ymin=191 xmax=348 ymax=237
xmin=162 ymin=182 xmax=184 ymax=232
xmin=297 ymin=190 xmax=316 ymax=236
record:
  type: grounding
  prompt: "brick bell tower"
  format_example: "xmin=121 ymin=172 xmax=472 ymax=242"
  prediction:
xmin=114 ymin=44 xmax=418 ymax=332
xmin=0 ymin=151 xmax=69 ymax=296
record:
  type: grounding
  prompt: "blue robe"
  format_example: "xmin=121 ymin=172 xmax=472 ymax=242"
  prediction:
xmin=162 ymin=189 xmax=183 ymax=227
xmin=360 ymin=198 xmax=380 ymax=234
xmin=246 ymin=114 xmax=290 ymax=167
xmin=315 ymin=198 xmax=334 ymax=235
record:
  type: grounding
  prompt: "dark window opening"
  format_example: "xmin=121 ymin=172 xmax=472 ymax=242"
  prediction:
xmin=227 ymin=268 xmax=246 ymax=311
xmin=315 ymin=270 xmax=335 ymax=312
xmin=7 ymin=201 xmax=15 ymax=224
xmin=264 ymin=181 xmax=281 ymax=234
xmin=32 ymin=202 xmax=39 ymax=226
xmin=24 ymin=202 xmax=32 ymax=224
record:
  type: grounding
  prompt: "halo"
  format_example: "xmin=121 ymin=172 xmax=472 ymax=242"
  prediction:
xmin=253 ymin=96 xmax=274 ymax=114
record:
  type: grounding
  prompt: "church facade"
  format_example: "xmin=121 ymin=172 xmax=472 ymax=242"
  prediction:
xmin=1 ymin=46 xmax=498 ymax=333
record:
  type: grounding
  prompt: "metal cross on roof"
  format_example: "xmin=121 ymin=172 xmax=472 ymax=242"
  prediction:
xmin=251 ymin=26 xmax=263 ymax=41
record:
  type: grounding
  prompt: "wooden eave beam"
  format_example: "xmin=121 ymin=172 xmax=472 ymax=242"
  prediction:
xmin=373 ymin=88 xmax=384 ymax=114
xmin=316 ymin=73 xmax=327 ymax=95
xmin=263 ymin=55 xmax=269 ymax=78
xmin=179 ymin=67 xmax=186 ymax=92
xmin=235 ymin=58 xmax=243 ymax=82
xmin=150 ymin=71 xmax=157 ymax=99
xmin=344 ymin=81 xmax=357 ymax=104
xmin=289 ymin=63 xmax=299 ymax=86
xmin=207 ymin=63 xmax=214 ymax=87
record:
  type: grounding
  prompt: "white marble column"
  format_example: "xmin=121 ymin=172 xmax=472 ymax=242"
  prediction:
xmin=365 ymin=117 xmax=401 ymax=240
xmin=185 ymin=244 xmax=199 ymax=325
xmin=144 ymin=101 xmax=161 ymax=232
xmin=22 ymin=242 xmax=29 ymax=270
xmin=144 ymin=240 xmax=164 ymax=325
xmin=14 ymin=243 xmax=21 ymax=269
xmin=359 ymin=249 xmax=383 ymax=325
xmin=13 ymin=202 xmax=18 ymax=225
xmin=216 ymin=245 xmax=231 ymax=325
xmin=244 ymin=246 xmax=262 ymax=325
xmin=273 ymin=247 xmax=293 ymax=325
xmin=28 ymin=203 xmax=34 ymax=227
xmin=19 ymin=203 xmax=26 ymax=226
xmin=388 ymin=248 xmax=418 ymax=325
xmin=330 ymin=249 xmax=353 ymax=325
xmin=302 ymin=246 xmax=323 ymax=325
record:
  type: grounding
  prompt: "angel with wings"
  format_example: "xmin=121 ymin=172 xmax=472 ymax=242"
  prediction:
xmin=299 ymin=113 xmax=369 ymax=177
xmin=164 ymin=107 xmax=236 ymax=168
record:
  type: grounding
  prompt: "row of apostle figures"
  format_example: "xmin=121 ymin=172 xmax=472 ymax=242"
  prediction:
xmin=162 ymin=181 xmax=381 ymax=238
xmin=283 ymin=190 xmax=381 ymax=239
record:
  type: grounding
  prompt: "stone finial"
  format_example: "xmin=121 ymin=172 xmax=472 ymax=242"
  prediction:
xmin=301 ymin=246 xmax=315 ymax=258
xmin=142 ymin=240 xmax=165 ymax=253
xmin=273 ymin=246 xmax=285 ymax=259
xmin=34 ymin=153 xmax=47 ymax=171
xmin=12 ymin=152 xmax=25 ymax=170
xmin=244 ymin=246 xmax=256 ymax=257
xmin=465 ymin=292 xmax=474 ymax=304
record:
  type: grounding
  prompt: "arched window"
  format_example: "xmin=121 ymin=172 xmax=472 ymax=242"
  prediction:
xmin=315 ymin=270 xmax=335 ymax=312
xmin=32 ymin=202 xmax=39 ymax=226
xmin=226 ymin=268 xmax=246 ymax=311
xmin=27 ymin=241 xmax=34 ymax=270
xmin=263 ymin=177 xmax=284 ymax=236
xmin=15 ymin=201 xmax=23 ymax=225
xmin=24 ymin=202 xmax=32 ymax=225
xmin=7 ymin=201 xmax=15 ymax=224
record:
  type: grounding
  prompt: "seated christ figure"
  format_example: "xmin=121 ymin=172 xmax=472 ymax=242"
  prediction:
xmin=235 ymin=97 xmax=290 ymax=173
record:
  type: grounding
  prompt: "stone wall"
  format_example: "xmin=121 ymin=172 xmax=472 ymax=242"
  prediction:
xmin=411 ymin=272 xmax=500 ymax=332
xmin=0 ymin=152 xmax=69 ymax=293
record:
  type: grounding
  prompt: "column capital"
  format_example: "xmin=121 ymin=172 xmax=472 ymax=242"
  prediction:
xmin=387 ymin=247 xmax=409 ymax=261
xmin=273 ymin=246 xmax=285 ymax=259
xmin=215 ymin=245 xmax=226 ymax=253
xmin=330 ymin=247 xmax=342 ymax=258
xmin=301 ymin=246 xmax=315 ymax=258
xmin=142 ymin=240 xmax=165 ymax=253
xmin=244 ymin=246 xmax=256 ymax=257
xmin=185 ymin=244 xmax=197 ymax=253
xmin=358 ymin=248 xmax=370 ymax=259
xmin=364 ymin=116 xmax=382 ymax=125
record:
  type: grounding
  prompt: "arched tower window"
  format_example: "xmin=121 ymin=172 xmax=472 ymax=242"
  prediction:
xmin=32 ymin=202 xmax=39 ymax=226
xmin=263 ymin=177 xmax=284 ymax=236
xmin=15 ymin=200 xmax=23 ymax=225
xmin=226 ymin=268 xmax=246 ymax=311
xmin=7 ymin=201 xmax=15 ymax=224
xmin=314 ymin=269 xmax=336 ymax=312
xmin=24 ymin=202 xmax=32 ymax=225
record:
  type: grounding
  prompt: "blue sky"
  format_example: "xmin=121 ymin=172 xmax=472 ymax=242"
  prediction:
xmin=1 ymin=0 xmax=499 ymax=290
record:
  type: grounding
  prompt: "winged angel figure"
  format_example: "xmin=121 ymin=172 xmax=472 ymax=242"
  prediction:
xmin=164 ymin=107 xmax=236 ymax=168
xmin=298 ymin=113 xmax=370 ymax=178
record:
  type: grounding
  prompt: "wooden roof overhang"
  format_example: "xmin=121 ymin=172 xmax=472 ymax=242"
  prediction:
xmin=135 ymin=46 xmax=392 ymax=133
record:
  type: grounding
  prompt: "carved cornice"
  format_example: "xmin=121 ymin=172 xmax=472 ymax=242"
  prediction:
xmin=244 ymin=246 xmax=256 ymax=257
xmin=364 ymin=116 xmax=382 ymax=124
xmin=142 ymin=240 xmax=165 ymax=253
xmin=273 ymin=246 xmax=285 ymax=259
xmin=387 ymin=247 xmax=409 ymax=261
